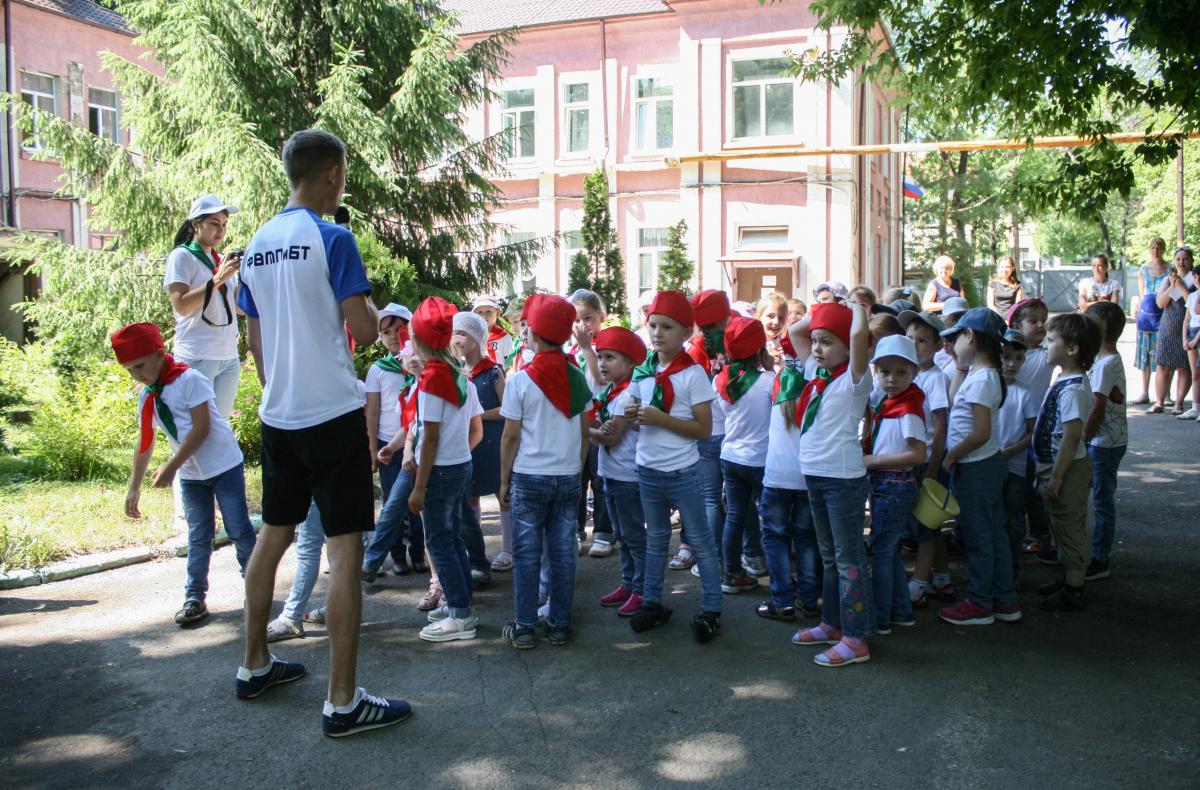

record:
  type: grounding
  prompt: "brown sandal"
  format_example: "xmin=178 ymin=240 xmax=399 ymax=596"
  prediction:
xmin=417 ymin=585 xmax=443 ymax=611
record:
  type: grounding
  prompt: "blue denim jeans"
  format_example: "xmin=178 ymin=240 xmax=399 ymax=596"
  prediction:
xmin=511 ymin=472 xmax=581 ymax=629
xmin=178 ymin=462 xmax=257 ymax=601
xmin=760 ymin=486 xmax=818 ymax=610
xmin=639 ymin=463 xmax=722 ymax=613
xmin=721 ymin=460 xmax=764 ymax=576
xmin=604 ymin=477 xmax=646 ymax=594
xmin=697 ymin=435 xmax=726 ymax=553
xmin=1089 ymin=444 xmax=1126 ymax=562
xmin=579 ymin=444 xmax=612 ymax=538
xmin=460 ymin=496 xmax=491 ymax=573
xmin=868 ymin=470 xmax=919 ymax=626
xmin=282 ymin=501 xmax=325 ymax=621
xmin=805 ymin=474 xmax=872 ymax=638
xmin=364 ymin=469 xmax=416 ymax=572
xmin=954 ymin=453 xmax=1017 ymax=609
xmin=423 ymin=462 xmax=475 ymax=615
xmin=174 ymin=356 xmax=239 ymax=419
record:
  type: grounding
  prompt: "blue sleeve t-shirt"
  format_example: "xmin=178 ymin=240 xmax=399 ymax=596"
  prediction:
xmin=238 ymin=207 xmax=371 ymax=430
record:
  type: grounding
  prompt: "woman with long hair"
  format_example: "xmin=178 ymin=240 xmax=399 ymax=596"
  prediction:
xmin=986 ymin=256 xmax=1024 ymax=316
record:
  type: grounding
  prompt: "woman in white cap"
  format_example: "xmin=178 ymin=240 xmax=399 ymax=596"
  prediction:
xmin=164 ymin=194 xmax=244 ymax=417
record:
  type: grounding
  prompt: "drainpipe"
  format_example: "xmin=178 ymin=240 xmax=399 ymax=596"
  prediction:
xmin=599 ymin=18 xmax=609 ymax=162
xmin=4 ymin=0 xmax=15 ymax=228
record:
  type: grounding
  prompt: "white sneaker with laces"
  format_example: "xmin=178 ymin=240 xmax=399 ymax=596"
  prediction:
xmin=1176 ymin=407 xmax=1200 ymax=419
xmin=589 ymin=538 xmax=615 ymax=557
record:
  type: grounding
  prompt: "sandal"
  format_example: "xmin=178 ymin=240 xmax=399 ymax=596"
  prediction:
xmin=417 ymin=585 xmax=443 ymax=612
xmin=302 ymin=607 xmax=326 ymax=624
xmin=668 ymin=547 xmax=696 ymax=570
xmin=1171 ymin=407 xmax=1184 ymax=416
xmin=792 ymin=623 xmax=843 ymax=645
xmin=813 ymin=639 xmax=871 ymax=667
xmin=1131 ymin=395 xmax=1150 ymax=405
xmin=1146 ymin=404 xmax=1164 ymax=414
xmin=490 ymin=552 xmax=513 ymax=572
xmin=755 ymin=601 xmax=796 ymax=621
xmin=267 ymin=616 xmax=304 ymax=642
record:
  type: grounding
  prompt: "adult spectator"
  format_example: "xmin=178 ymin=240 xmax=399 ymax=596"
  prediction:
xmin=1077 ymin=254 xmax=1120 ymax=311
xmin=987 ymin=256 xmax=1025 ymax=315
xmin=234 ymin=129 xmax=411 ymax=737
xmin=922 ymin=254 xmax=962 ymax=313
xmin=1133 ymin=237 xmax=1170 ymax=404
xmin=164 ymin=195 xmax=244 ymax=417
xmin=1149 ymin=246 xmax=1195 ymax=415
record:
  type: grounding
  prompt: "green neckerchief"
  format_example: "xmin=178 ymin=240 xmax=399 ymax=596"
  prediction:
xmin=798 ymin=365 xmax=845 ymax=436
xmin=374 ymin=353 xmax=405 ymax=374
xmin=719 ymin=360 xmax=762 ymax=403
xmin=505 ymin=340 xmax=524 ymax=370
xmin=703 ymin=327 xmax=726 ymax=359
xmin=145 ymin=382 xmax=179 ymax=441
xmin=182 ymin=240 xmax=216 ymax=274
xmin=773 ymin=366 xmax=806 ymax=404
xmin=631 ymin=351 xmax=663 ymax=410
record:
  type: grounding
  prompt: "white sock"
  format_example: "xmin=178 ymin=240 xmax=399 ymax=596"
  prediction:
xmin=246 ymin=654 xmax=276 ymax=676
xmin=331 ymin=687 xmax=363 ymax=714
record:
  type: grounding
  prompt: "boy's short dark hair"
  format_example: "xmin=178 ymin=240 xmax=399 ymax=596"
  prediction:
xmin=282 ymin=129 xmax=347 ymax=186
xmin=1084 ymin=301 xmax=1126 ymax=345
xmin=1048 ymin=312 xmax=1102 ymax=370
xmin=869 ymin=313 xmax=902 ymax=339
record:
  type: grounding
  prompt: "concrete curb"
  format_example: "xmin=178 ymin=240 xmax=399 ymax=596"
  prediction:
xmin=0 ymin=516 xmax=263 ymax=590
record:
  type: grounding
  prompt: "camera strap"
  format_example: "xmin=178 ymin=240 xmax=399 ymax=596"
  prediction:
xmin=181 ymin=245 xmax=234 ymax=328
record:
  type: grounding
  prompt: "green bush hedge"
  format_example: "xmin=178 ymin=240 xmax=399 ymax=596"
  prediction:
xmin=229 ymin=359 xmax=263 ymax=462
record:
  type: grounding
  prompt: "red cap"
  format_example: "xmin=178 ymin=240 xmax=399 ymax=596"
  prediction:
xmin=691 ymin=290 xmax=731 ymax=327
xmin=809 ymin=302 xmax=852 ymax=347
xmin=111 ymin=322 xmax=165 ymax=364
xmin=648 ymin=290 xmax=694 ymax=330
xmin=412 ymin=296 xmax=457 ymax=349
xmin=520 ymin=293 xmax=541 ymax=322
xmin=594 ymin=326 xmax=647 ymax=365
xmin=724 ymin=316 xmax=766 ymax=361
xmin=527 ymin=294 xmax=576 ymax=346
xmin=1005 ymin=297 xmax=1045 ymax=327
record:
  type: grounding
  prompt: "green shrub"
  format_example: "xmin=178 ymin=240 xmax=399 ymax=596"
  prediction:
xmin=229 ymin=359 xmax=264 ymax=462
xmin=0 ymin=524 xmax=58 ymax=572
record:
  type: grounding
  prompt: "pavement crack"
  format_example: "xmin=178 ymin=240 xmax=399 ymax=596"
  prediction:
xmin=518 ymin=656 xmax=548 ymax=746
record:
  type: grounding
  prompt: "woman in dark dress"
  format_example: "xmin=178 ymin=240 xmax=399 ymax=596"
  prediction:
xmin=987 ymin=256 xmax=1024 ymax=315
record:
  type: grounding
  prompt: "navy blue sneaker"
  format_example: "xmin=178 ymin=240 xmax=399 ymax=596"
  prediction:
xmin=322 ymin=688 xmax=412 ymax=738
xmin=235 ymin=656 xmax=306 ymax=699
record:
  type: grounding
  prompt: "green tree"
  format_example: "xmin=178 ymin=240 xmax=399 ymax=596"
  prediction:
xmin=5 ymin=0 xmax=529 ymax=355
xmin=1130 ymin=140 xmax=1200 ymax=255
xmin=656 ymin=220 xmax=693 ymax=294
xmin=567 ymin=251 xmax=591 ymax=294
xmin=579 ymin=170 xmax=627 ymax=317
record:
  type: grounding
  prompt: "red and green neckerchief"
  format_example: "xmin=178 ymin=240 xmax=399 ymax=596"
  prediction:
xmin=772 ymin=364 xmax=807 ymax=405
xmin=505 ymin=339 xmax=528 ymax=373
xmin=525 ymin=350 xmax=593 ymax=417
xmin=591 ymin=375 xmax=631 ymax=423
xmin=686 ymin=328 xmax=726 ymax=378
xmin=714 ymin=360 xmax=762 ymax=404
xmin=398 ymin=372 xmax=419 ymax=433
xmin=796 ymin=362 xmax=848 ymax=436
xmin=631 ymin=351 xmax=696 ymax=413
xmin=417 ymin=358 xmax=468 ymax=407
xmin=139 ymin=355 xmax=190 ymax=452
xmin=862 ymin=383 xmax=926 ymax=453
xmin=374 ymin=353 xmax=405 ymax=374
xmin=486 ymin=324 xmax=510 ymax=363
xmin=182 ymin=240 xmax=220 ymax=274
xmin=469 ymin=357 xmax=498 ymax=380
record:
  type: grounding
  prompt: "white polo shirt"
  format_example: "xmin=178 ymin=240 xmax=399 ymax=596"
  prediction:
xmin=718 ymin=371 xmax=774 ymax=467
xmin=500 ymin=371 xmax=584 ymax=476
xmin=632 ymin=363 xmax=715 ymax=472
xmin=417 ymin=385 xmax=483 ymax=467
xmin=139 ymin=369 xmax=243 ymax=481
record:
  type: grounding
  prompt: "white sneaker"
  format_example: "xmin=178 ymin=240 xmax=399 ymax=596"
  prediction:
xmin=1178 ymin=407 xmax=1200 ymax=419
xmin=537 ymin=601 xmax=551 ymax=620
xmin=418 ymin=613 xmax=478 ymax=642
xmin=589 ymin=538 xmax=615 ymax=557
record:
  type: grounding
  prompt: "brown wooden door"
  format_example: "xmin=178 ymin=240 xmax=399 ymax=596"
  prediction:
xmin=735 ymin=267 xmax=793 ymax=302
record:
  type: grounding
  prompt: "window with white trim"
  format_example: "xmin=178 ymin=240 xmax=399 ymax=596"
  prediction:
xmin=501 ymin=89 xmax=535 ymax=159
xmin=88 ymin=87 xmax=120 ymax=143
xmin=731 ymin=58 xmax=794 ymax=139
xmin=634 ymin=78 xmax=673 ymax=151
xmin=737 ymin=226 xmax=789 ymax=248
xmin=562 ymin=229 xmax=586 ymax=268
xmin=636 ymin=227 xmax=670 ymax=290
xmin=20 ymin=72 xmax=58 ymax=151
xmin=563 ymin=83 xmax=589 ymax=154
xmin=503 ymin=231 xmax=538 ymax=295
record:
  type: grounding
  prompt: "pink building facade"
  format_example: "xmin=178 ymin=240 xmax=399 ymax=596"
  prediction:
xmin=449 ymin=0 xmax=903 ymax=310
xmin=1 ymin=0 xmax=142 ymax=342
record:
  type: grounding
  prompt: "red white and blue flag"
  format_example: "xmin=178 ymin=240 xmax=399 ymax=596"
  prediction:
xmin=903 ymin=176 xmax=924 ymax=200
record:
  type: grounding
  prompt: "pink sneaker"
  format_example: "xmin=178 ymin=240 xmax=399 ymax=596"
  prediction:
xmin=599 ymin=585 xmax=632 ymax=607
xmin=938 ymin=598 xmax=995 ymax=626
xmin=617 ymin=593 xmax=643 ymax=616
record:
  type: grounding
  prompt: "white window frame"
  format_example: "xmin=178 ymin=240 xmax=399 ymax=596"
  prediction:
xmin=503 ymin=230 xmax=538 ymax=295
xmin=726 ymin=50 xmax=801 ymax=144
xmin=562 ymin=81 xmax=590 ymax=156
xmin=20 ymin=71 xmax=59 ymax=152
xmin=632 ymin=75 xmax=674 ymax=153
xmin=562 ymin=228 xmax=586 ymax=270
xmin=88 ymin=86 xmax=120 ymax=144
xmin=499 ymin=86 xmax=536 ymax=162
xmin=736 ymin=225 xmax=790 ymax=250
xmin=635 ymin=226 xmax=671 ymax=291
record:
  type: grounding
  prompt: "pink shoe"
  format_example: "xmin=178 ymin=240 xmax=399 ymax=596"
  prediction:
xmin=792 ymin=623 xmax=843 ymax=645
xmin=599 ymin=585 xmax=632 ymax=607
xmin=617 ymin=593 xmax=643 ymax=616
xmin=813 ymin=638 xmax=871 ymax=667
xmin=938 ymin=598 xmax=995 ymax=626
xmin=417 ymin=585 xmax=443 ymax=612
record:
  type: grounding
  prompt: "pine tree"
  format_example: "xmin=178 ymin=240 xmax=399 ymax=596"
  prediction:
xmin=4 ymin=0 xmax=531 ymax=355
xmin=657 ymin=220 xmax=694 ymax=294
xmin=567 ymin=251 xmax=591 ymax=294
xmin=579 ymin=169 xmax=627 ymax=317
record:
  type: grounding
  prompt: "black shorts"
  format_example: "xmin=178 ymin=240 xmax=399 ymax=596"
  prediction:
xmin=260 ymin=408 xmax=374 ymax=537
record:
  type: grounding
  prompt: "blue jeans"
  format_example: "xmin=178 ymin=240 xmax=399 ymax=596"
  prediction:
xmin=178 ymin=462 xmax=256 ymax=601
xmin=868 ymin=470 xmax=919 ymax=626
xmin=806 ymin=474 xmax=872 ymax=638
xmin=639 ymin=464 xmax=722 ymax=613
xmin=721 ymin=460 xmax=764 ymax=575
xmin=604 ymin=477 xmax=646 ymax=594
xmin=175 ymin=356 xmax=239 ymax=419
xmin=424 ymin=462 xmax=475 ymax=614
xmin=511 ymin=472 xmax=581 ymax=629
xmin=460 ymin=497 xmax=491 ymax=574
xmin=697 ymin=435 xmax=726 ymax=553
xmin=954 ymin=453 xmax=1016 ymax=609
xmin=282 ymin=501 xmax=325 ymax=621
xmin=760 ymin=486 xmax=818 ymax=610
xmin=364 ymin=469 xmax=417 ymax=572
xmin=579 ymin=445 xmax=612 ymax=538
xmin=1089 ymin=444 xmax=1126 ymax=562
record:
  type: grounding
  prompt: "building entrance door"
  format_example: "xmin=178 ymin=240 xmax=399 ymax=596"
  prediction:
xmin=736 ymin=267 xmax=793 ymax=302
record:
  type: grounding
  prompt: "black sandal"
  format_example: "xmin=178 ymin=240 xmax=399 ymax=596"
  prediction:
xmin=755 ymin=601 xmax=797 ymax=621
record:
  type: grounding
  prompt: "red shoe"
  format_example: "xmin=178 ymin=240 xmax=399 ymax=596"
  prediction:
xmin=938 ymin=598 xmax=995 ymax=626
xmin=617 ymin=592 xmax=643 ymax=616
xmin=993 ymin=601 xmax=1023 ymax=623
xmin=600 ymin=585 xmax=632 ymax=607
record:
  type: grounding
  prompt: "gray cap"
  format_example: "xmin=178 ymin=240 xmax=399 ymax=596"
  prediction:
xmin=941 ymin=296 xmax=970 ymax=318
xmin=897 ymin=310 xmax=945 ymax=333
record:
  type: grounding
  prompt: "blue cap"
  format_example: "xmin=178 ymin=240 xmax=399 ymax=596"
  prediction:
xmin=1002 ymin=328 xmax=1028 ymax=349
xmin=941 ymin=307 xmax=1006 ymax=342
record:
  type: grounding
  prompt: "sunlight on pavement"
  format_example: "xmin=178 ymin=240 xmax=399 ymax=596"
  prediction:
xmin=656 ymin=732 xmax=747 ymax=781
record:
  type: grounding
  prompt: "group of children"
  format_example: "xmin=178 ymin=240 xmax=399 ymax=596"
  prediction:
xmin=115 ymin=275 xmax=1130 ymax=667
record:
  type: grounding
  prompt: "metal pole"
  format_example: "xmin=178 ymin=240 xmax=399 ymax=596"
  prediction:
xmin=1177 ymin=141 xmax=1185 ymax=247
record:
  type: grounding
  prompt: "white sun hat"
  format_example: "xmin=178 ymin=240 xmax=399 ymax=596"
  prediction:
xmin=187 ymin=194 xmax=239 ymax=220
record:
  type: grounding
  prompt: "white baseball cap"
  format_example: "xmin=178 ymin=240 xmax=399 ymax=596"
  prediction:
xmin=942 ymin=296 xmax=970 ymax=318
xmin=187 ymin=194 xmax=239 ymax=220
xmin=378 ymin=302 xmax=412 ymax=323
xmin=472 ymin=295 xmax=502 ymax=311
xmin=871 ymin=334 xmax=919 ymax=365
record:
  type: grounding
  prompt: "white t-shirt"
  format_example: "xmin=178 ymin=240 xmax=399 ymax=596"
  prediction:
xmin=763 ymin=405 xmax=805 ymax=490
xmin=799 ymin=369 xmax=873 ymax=479
xmin=996 ymin=382 xmax=1037 ymax=476
xmin=1017 ymin=347 xmax=1053 ymax=414
xmin=1078 ymin=277 xmax=1121 ymax=303
xmin=718 ymin=371 xmax=774 ymax=467
xmin=1041 ymin=373 xmax=1091 ymax=462
xmin=139 ymin=368 xmax=243 ymax=481
xmin=238 ymin=207 xmax=371 ymax=430
xmin=633 ymin=362 xmax=716 ymax=472
xmin=163 ymin=247 xmax=240 ymax=361
xmin=596 ymin=386 xmax=638 ymax=483
xmin=947 ymin=367 xmax=1002 ymax=464
xmin=710 ymin=389 xmax=727 ymax=436
xmin=500 ymin=371 xmax=584 ymax=476
xmin=487 ymin=332 xmax=514 ymax=365
xmin=417 ymin=385 xmax=482 ymax=467
xmin=365 ymin=364 xmax=406 ymax=443
xmin=916 ymin=365 xmax=950 ymax=426
xmin=1088 ymin=353 xmax=1128 ymax=448
xmin=1187 ymin=291 xmax=1200 ymax=329
xmin=866 ymin=391 xmax=926 ymax=464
